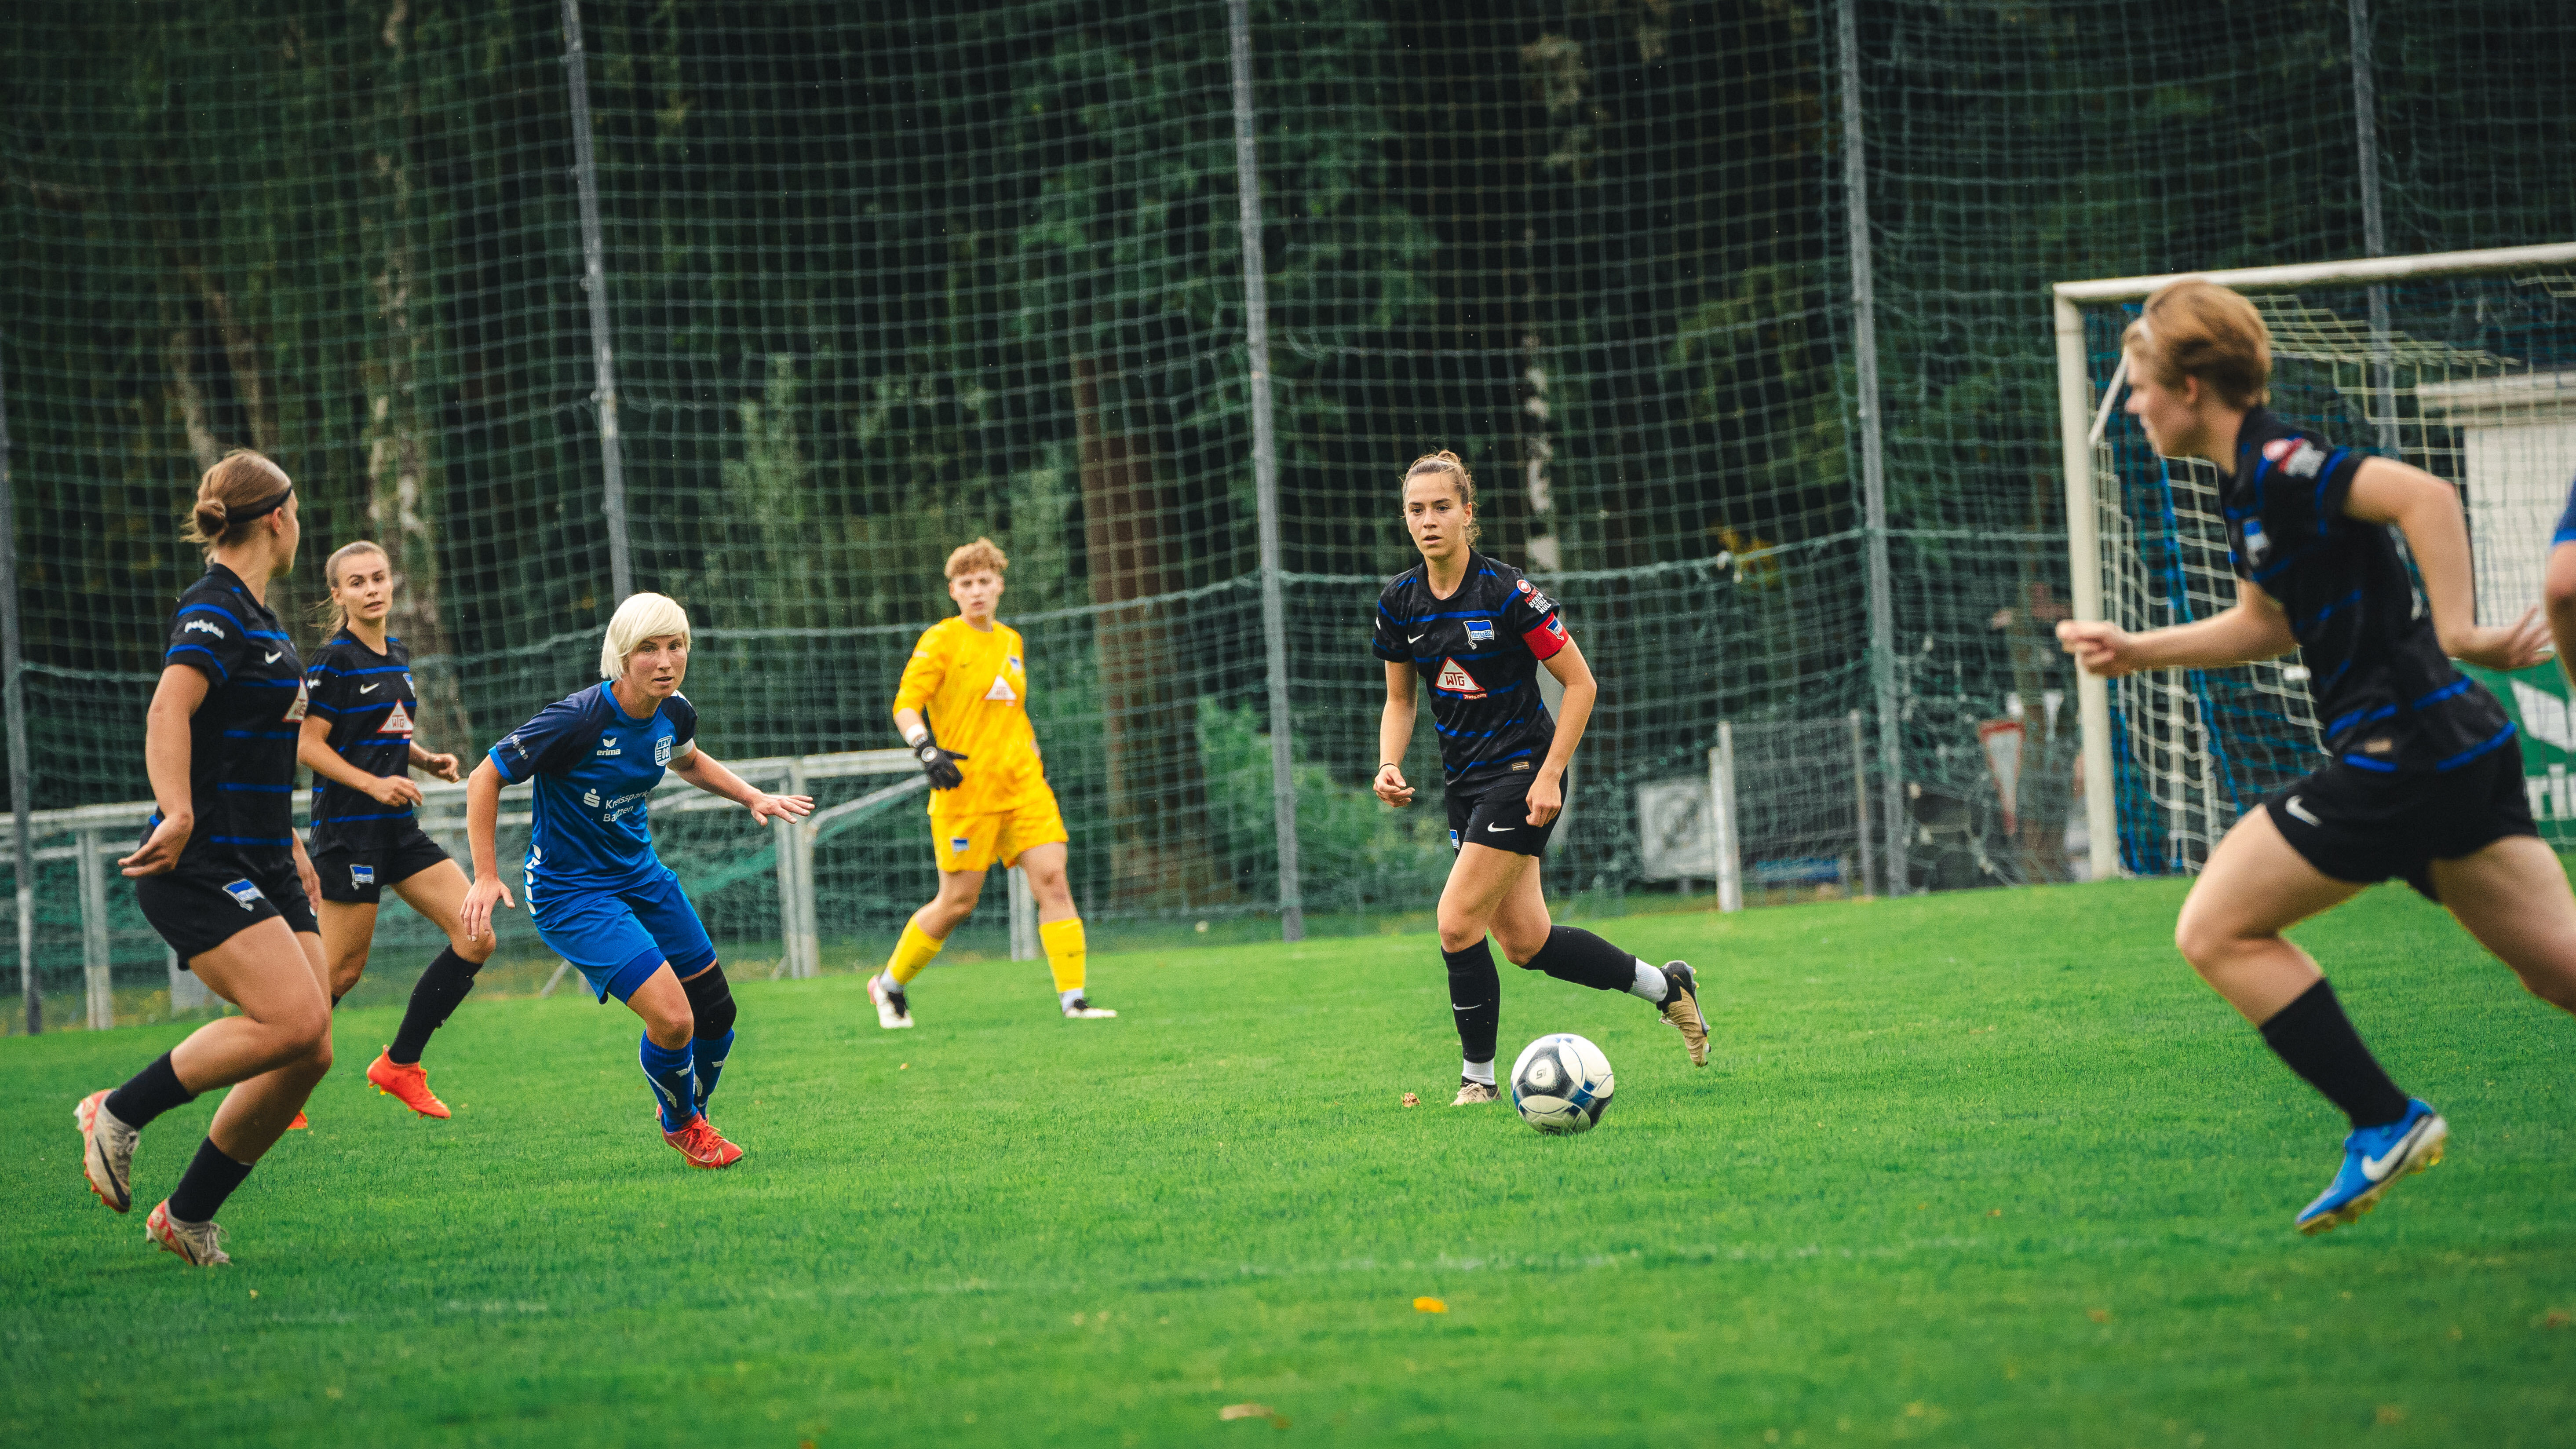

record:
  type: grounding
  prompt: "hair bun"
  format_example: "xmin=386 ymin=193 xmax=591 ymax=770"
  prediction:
xmin=193 ymin=500 xmax=230 ymax=536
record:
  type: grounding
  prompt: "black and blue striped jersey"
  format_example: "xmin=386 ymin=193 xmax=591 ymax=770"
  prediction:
xmin=1372 ymin=551 xmax=1570 ymax=789
xmin=304 ymin=630 xmax=423 ymax=852
xmin=148 ymin=563 xmax=307 ymax=872
xmin=2224 ymin=407 xmax=2513 ymax=774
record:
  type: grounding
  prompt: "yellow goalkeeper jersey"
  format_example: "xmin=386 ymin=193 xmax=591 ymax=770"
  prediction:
xmin=893 ymin=616 xmax=1043 ymax=815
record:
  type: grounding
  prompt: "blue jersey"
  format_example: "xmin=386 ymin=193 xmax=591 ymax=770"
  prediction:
xmin=488 ymin=683 xmax=699 ymax=897
xmin=2555 ymin=472 xmax=2576 ymax=547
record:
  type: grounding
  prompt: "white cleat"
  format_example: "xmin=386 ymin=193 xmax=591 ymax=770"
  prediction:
xmin=145 ymin=1201 xmax=230 ymax=1266
xmin=1061 ymin=997 xmax=1118 ymax=1019
xmin=1452 ymin=1078 xmax=1500 ymax=1106
xmin=77 ymin=1090 xmax=138 ymax=1215
xmin=868 ymin=974 xmax=915 ymax=1029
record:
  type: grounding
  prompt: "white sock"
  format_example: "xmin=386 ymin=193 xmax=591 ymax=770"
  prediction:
xmin=1462 ymin=1058 xmax=1496 ymax=1086
xmin=1628 ymin=959 xmax=1669 ymax=1004
xmin=1060 ymin=988 xmax=1084 ymax=1010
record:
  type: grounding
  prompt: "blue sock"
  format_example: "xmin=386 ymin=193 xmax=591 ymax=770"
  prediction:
xmin=691 ymin=1028 xmax=733 ymax=1113
xmin=641 ymin=1034 xmax=696 ymax=1132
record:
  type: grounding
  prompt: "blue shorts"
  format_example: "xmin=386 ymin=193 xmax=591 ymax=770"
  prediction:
xmin=529 ymin=864 xmax=718 ymax=1003
xmin=2556 ymin=474 xmax=2576 ymax=546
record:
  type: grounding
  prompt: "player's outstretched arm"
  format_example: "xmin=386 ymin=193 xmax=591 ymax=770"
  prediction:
xmin=1525 ymin=638 xmax=1598 ymax=828
xmin=2057 ymin=580 xmax=2296 ymax=679
xmin=2346 ymin=457 xmax=2549 ymax=672
xmin=669 ymin=747 xmax=814 ymax=823
xmin=1373 ymin=661 xmax=1418 ymax=807
xmin=118 ymin=665 xmax=209 ymax=877
xmin=459 ymin=756 xmax=514 ymax=942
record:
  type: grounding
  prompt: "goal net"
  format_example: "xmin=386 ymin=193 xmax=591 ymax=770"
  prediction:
xmin=2057 ymin=245 xmax=2576 ymax=876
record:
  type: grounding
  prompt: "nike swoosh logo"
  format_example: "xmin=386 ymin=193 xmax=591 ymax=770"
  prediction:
xmin=1485 ymin=823 xmax=1514 ymax=833
xmin=2285 ymin=796 xmax=2321 ymax=827
xmin=359 ymin=683 xmax=381 ymax=693
xmin=2361 ymin=1124 xmax=2423 ymax=1179
xmin=1409 ymin=632 xmax=1427 ymax=643
xmin=263 ymin=650 xmax=283 ymax=663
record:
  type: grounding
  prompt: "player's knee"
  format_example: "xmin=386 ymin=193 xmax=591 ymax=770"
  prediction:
xmin=450 ymin=926 xmax=495 ymax=965
xmin=2173 ymin=907 xmax=2251 ymax=973
xmin=681 ymin=963 xmax=735 ymax=1039
xmin=1495 ymin=928 xmax=1547 ymax=968
xmin=1435 ymin=917 xmax=1485 ymax=954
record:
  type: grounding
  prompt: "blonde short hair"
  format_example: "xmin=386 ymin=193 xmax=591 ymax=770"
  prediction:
xmin=600 ymin=592 xmax=691 ymax=680
xmin=945 ymin=537 xmax=1009 ymax=580
xmin=2124 ymin=279 xmax=2272 ymax=409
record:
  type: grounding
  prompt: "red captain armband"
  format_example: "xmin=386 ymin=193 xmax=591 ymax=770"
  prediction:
xmin=1524 ymin=614 xmax=1569 ymax=660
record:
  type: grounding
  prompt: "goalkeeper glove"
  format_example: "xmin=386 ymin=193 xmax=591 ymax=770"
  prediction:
xmin=909 ymin=728 xmax=968 ymax=791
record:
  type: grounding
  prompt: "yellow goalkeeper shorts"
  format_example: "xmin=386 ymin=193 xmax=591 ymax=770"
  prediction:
xmin=927 ymin=787 xmax=1069 ymax=874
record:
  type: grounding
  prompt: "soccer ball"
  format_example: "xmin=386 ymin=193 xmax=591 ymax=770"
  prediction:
xmin=1509 ymin=1033 xmax=1614 ymax=1135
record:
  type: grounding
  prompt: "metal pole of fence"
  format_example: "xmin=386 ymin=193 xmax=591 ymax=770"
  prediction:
xmin=1849 ymin=708 xmax=1874 ymax=895
xmin=1009 ymin=867 xmax=1038 ymax=961
xmin=0 ymin=337 xmax=35 ymax=1033
xmin=1709 ymin=728 xmax=1742 ymax=914
xmin=2348 ymin=0 xmax=2398 ymax=456
xmin=1837 ymin=0 xmax=1905 ymax=896
xmin=560 ymin=0 xmax=633 ymax=602
xmin=1228 ymin=0 xmax=1304 ymax=943
xmin=80 ymin=829 xmax=110 ymax=1029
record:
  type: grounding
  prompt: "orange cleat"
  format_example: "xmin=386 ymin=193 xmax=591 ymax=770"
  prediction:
xmin=144 ymin=1199 xmax=230 ymax=1266
xmin=76 ymin=1089 xmax=137 ymax=1214
xmin=287 ymin=1111 xmax=310 ymax=1130
xmin=661 ymin=1113 xmax=744 ymax=1170
xmin=365 ymin=1049 xmax=452 ymax=1120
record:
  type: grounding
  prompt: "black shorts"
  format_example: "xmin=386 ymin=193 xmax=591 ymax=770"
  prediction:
xmin=2265 ymin=734 xmax=2537 ymax=903
xmin=311 ymin=828 xmax=452 ymax=904
xmin=135 ymin=858 xmax=318 ymax=964
xmin=1445 ymin=770 xmax=1559 ymax=859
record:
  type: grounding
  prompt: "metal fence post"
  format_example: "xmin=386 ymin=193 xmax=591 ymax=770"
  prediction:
xmin=775 ymin=756 xmax=816 ymax=979
xmin=1838 ymin=0 xmax=1905 ymax=897
xmin=169 ymin=946 xmax=210 ymax=1014
xmin=1849 ymin=708 xmax=1875 ymax=894
xmin=560 ymin=0 xmax=633 ymax=601
xmin=1710 ymin=727 xmax=1742 ymax=913
xmin=1009 ymin=866 xmax=1038 ymax=961
xmin=2348 ymin=0 xmax=2399 ymax=455
xmin=0 ymin=335 xmax=35 ymax=1033
xmin=1228 ymin=0 xmax=1304 ymax=943
xmin=80 ymin=828 xmax=110 ymax=1029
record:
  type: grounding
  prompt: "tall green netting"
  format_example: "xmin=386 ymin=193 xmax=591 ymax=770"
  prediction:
xmin=4 ymin=0 xmax=2571 ymax=1029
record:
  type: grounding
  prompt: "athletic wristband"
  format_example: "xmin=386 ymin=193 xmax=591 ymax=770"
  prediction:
xmin=904 ymin=726 xmax=930 ymax=748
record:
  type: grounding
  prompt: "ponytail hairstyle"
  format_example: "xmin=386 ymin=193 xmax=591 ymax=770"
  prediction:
xmin=1401 ymin=449 xmax=1481 ymax=545
xmin=2124 ymin=279 xmax=2272 ymax=409
xmin=180 ymin=449 xmax=294 ymax=555
xmin=313 ymin=540 xmax=389 ymax=639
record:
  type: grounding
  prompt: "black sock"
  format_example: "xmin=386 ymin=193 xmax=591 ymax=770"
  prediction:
xmin=104 ymin=1052 xmax=197 ymax=1131
xmin=1442 ymin=940 xmax=1501 ymax=1066
xmin=167 ymin=1137 xmax=254 ymax=1223
xmin=2257 ymin=978 xmax=2410 ymax=1129
xmin=1522 ymin=927 xmax=1638 ymax=994
xmin=389 ymin=947 xmax=483 ymax=1066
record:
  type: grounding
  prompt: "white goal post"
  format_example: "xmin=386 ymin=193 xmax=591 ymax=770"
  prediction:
xmin=2053 ymin=241 xmax=2576 ymax=878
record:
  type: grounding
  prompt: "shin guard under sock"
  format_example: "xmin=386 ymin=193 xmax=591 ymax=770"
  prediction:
xmin=641 ymin=1035 xmax=697 ymax=1132
xmin=1442 ymin=940 xmax=1501 ymax=1069
xmin=388 ymin=947 xmax=483 ymax=1066
xmin=2257 ymin=978 xmax=2410 ymax=1129
xmin=167 ymin=1137 xmax=253 ymax=1223
xmin=679 ymin=965 xmax=736 ymax=1112
xmin=1522 ymin=926 xmax=1643 ymax=994
xmin=691 ymin=1030 xmax=733 ymax=1112
xmin=105 ymin=1052 xmax=197 ymax=1131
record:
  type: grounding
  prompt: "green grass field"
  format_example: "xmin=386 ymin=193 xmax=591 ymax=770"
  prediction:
xmin=5 ymin=877 xmax=2572 ymax=1447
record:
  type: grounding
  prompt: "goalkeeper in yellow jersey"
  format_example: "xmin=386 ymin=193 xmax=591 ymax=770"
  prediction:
xmin=869 ymin=538 xmax=1114 ymax=1027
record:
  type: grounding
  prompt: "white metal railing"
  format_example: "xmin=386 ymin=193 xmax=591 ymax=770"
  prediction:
xmin=4 ymin=747 xmax=1047 ymax=1028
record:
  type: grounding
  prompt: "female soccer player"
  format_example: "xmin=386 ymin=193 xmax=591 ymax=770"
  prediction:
xmin=299 ymin=540 xmax=487 ymax=1120
xmin=867 ymin=537 xmax=1113 ymax=1029
xmin=1371 ymin=451 xmax=1710 ymax=1104
xmin=459 ymin=592 xmax=810 ymax=1168
xmin=77 ymin=450 xmax=329 ymax=1266
xmin=2058 ymin=279 xmax=2576 ymax=1234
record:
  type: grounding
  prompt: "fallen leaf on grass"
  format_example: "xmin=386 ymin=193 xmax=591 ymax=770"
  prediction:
xmin=2544 ymin=1310 xmax=2569 ymax=1329
xmin=1413 ymin=1297 xmax=1447 ymax=1313
xmin=2087 ymin=1309 xmax=2111 ymax=1324
xmin=898 ymin=1063 xmax=910 ymax=1071
xmin=1401 ymin=1093 xmax=1419 ymax=1107
xmin=1219 ymin=1403 xmax=1276 ymax=1421
xmin=2375 ymin=1406 xmax=2406 ymax=1425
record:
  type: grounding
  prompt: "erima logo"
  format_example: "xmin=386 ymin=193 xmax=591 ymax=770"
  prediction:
xmin=222 ymin=880 xmax=265 ymax=911
xmin=350 ymin=864 xmax=376 ymax=887
xmin=597 ymin=734 xmax=621 ymax=757
xmin=183 ymin=618 xmax=225 ymax=639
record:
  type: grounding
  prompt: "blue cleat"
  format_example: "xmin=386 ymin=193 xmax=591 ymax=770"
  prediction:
xmin=2295 ymin=1098 xmax=2448 ymax=1236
